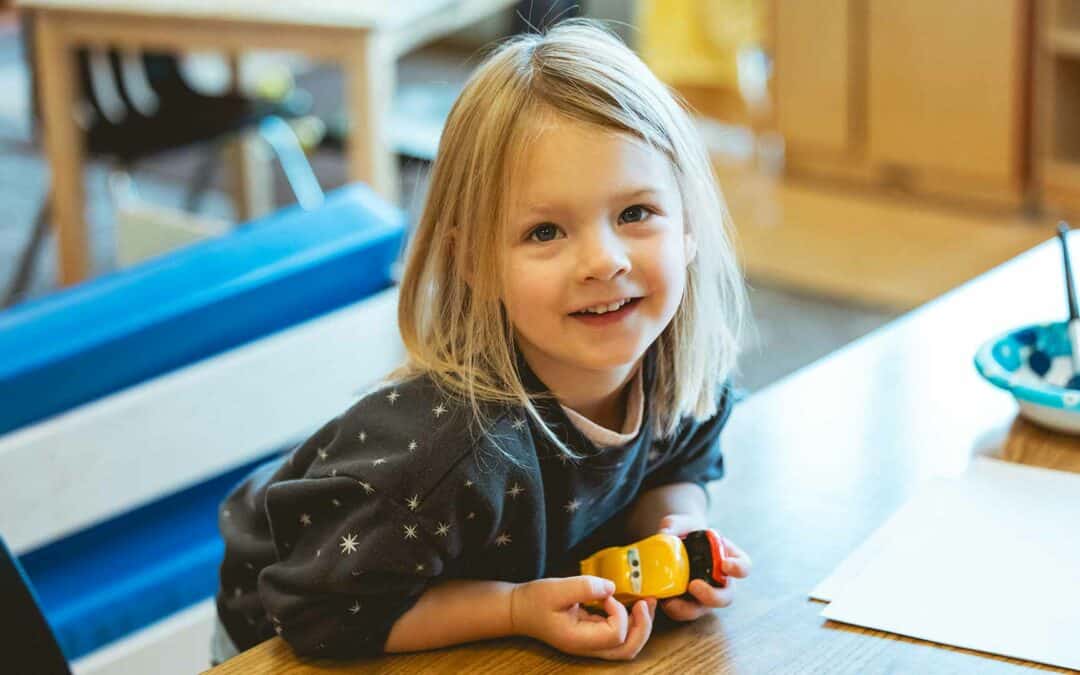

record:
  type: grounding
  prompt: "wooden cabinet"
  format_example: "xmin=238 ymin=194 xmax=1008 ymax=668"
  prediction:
xmin=773 ymin=0 xmax=1031 ymax=209
xmin=1036 ymin=0 xmax=1080 ymax=217
xmin=773 ymin=0 xmax=857 ymax=155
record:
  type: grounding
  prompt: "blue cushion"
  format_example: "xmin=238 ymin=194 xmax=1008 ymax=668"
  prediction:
xmin=0 ymin=183 xmax=406 ymax=436
xmin=18 ymin=451 xmax=283 ymax=661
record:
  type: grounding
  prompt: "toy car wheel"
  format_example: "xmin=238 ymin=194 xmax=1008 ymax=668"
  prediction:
xmin=684 ymin=529 xmax=727 ymax=587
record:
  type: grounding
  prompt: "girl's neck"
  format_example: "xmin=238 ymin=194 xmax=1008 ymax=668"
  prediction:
xmin=521 ymin=348 xmax=641 ymax=430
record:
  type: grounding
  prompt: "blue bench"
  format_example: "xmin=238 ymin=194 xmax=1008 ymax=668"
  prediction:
xmin=1 ymin=183 xmax=406 ymax=661
xmin=19 ymin=449 xmax=283 ymax=661
xmin=0 ymin=183 xmax=406 ymax=436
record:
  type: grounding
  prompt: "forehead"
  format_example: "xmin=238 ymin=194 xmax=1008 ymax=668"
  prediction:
xmin=508 ymin=114 xmax=678 ymax=210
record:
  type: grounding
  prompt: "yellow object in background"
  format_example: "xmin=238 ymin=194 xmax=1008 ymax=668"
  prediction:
xmin=637 ymin=0 xmax=762 ymax=90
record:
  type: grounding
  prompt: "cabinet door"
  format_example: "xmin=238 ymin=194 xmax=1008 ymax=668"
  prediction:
xmin=867 ymin=0 xmax=1024 ymax=183
xmin=774 ymin=0 xmax=858 ymax=154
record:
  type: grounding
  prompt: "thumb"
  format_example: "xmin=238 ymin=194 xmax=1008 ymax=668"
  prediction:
xmin=562 ymin=575 xmax=615 ymax=605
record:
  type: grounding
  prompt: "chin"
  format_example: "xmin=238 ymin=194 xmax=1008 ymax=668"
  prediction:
xmin=573 ymin=343 xmax=647 ymax=372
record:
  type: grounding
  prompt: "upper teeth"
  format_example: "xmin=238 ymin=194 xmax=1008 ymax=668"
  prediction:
xmin=582 ymin=298 xmax=632 ymax=314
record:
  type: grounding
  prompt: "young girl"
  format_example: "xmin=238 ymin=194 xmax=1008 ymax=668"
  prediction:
xmin=214 ymin=19 xmax=751 ymax=663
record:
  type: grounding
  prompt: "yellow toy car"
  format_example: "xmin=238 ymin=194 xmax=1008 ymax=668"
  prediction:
xmin=580 ymin=529 xmax=728 ymax=604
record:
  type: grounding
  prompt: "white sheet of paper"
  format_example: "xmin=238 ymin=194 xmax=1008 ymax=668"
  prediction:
xmin=818 ymin=458 xmax=1080 ymax=671
xmin=810 ymin=471 xmax=977 ymax=602
xmin=810 ymin=483 xmax=947 ymax=602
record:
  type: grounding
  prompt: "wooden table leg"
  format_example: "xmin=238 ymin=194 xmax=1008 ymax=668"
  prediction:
xmin=225 ymin=135 xmax=275 ymax=222
xmin=34 ymin=12 xmax=89 ymax=285
xmin=343 ymin=32 xmax=399 ymax=204
xmin=226 ymin=52 xmax=274 ymax=221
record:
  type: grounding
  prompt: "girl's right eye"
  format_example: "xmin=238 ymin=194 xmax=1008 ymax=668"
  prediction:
xmin=528 ymin=224 xmax=563 ymax=242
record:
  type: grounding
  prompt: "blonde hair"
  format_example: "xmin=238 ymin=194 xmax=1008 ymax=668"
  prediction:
xmin=393 ymin=19 xmax=748 ymax=458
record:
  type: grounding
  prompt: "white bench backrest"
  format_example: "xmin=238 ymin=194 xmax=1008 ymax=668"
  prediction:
xmin=0 ymin=288 xmax=403 ymax=555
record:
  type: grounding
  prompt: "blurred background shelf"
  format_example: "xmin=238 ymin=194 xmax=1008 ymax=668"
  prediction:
xmin=773 ymin=0 xmax=1031 ymax=211
xmin=1039 ymin=0 xmax=1080 ymax=217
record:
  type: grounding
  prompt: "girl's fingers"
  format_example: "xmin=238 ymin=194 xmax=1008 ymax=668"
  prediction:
xmin=688 ymin=579 xmax=735 ymax=608
xmin=660 ymin=595 xmax=707 ymax=622
xmin=656 ymin=525 xmax=752 ymax=579
xmin=573 ymin=606 xmax=606 ymax=623
xmin=603 ymin=594 xmax=629 ymax=642
xmin=722 ymin=555 xmax=750 ymax=579
xmin=662 ymin=577 xmax=737 ymax=619
xmin=721 ymin=537 xmax=752 ymax=577
xmin=596 ymin=598 xmax=655 ymax=660
xmin=571 ymin=622 xmax=624 ymax=651
xmin=571 ymin=604 xmax=627 ymax=651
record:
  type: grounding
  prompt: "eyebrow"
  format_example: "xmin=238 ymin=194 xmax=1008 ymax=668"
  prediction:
xmin=520 ymin=187 xmax=662 ymax=218
xmin=613 ymin=187 xmax=661 ymax=202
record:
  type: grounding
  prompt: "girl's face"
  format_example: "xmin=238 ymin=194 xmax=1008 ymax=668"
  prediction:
xmin=501 ymin=116 xmax=692 ymax=377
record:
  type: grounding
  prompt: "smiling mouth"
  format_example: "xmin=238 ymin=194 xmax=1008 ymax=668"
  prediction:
xmin=570 ymin=297 xmax=643 ymax=316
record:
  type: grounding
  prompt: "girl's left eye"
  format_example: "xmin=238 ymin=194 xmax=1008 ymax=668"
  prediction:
xmin=528 ymin=223 xmax=563 ymax=242
xmin=619 ymin=205 xmax=652 ymax=224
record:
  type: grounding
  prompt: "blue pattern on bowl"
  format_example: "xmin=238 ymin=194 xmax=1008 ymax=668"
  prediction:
xmin=974 ymin=321 xmax=1080 ymax=412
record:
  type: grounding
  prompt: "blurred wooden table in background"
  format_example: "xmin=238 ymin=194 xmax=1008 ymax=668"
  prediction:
xmin=17 ymin=0 xmax=517 ymax=285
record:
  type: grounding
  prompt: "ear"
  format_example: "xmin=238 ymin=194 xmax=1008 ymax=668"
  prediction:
xmin=683 ymin=232 xmax=698 ymax=265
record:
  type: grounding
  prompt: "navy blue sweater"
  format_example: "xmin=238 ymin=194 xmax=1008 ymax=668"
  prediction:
xmin=216 ymin=351 xmax=733 ymax=658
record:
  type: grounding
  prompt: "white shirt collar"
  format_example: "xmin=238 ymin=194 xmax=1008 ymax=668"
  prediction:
xmin=560 ymin=365 xmax=644 ymax=447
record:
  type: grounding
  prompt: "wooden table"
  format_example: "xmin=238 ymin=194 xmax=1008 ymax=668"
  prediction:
xmin=208 ymin=240 xmax=1080 ymax=674
xmin=18 ymin=0 xmax=516 ymax=284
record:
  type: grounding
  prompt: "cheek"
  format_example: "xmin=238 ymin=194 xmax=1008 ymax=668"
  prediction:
xmin=640 ymin=235 xmax=688 ymax=310
xmin=502 ymin=259 xmax=562 ymax=329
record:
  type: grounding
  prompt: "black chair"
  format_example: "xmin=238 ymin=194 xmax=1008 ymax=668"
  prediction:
xmin=5 ymin=17 xmax=324 ymax=307
xmin=0 ymin=535 xmax=71 ymax=675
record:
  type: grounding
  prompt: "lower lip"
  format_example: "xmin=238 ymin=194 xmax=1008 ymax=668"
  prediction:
xmin=570 ymin=298 xmax=642 ymax=326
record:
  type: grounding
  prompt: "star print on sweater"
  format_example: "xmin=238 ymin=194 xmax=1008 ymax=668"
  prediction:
xmin=216 ymin=348 xmax=736 ymax=660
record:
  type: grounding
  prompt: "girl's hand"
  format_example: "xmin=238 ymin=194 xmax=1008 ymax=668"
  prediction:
xmin=656 ymin=514 xmax=753 ymax=622
xmin=510 ymin=575 xmax=657 ymax=660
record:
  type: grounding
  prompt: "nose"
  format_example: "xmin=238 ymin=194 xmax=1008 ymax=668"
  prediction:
xmin=579 ymin=224 xmax=630 ymax=282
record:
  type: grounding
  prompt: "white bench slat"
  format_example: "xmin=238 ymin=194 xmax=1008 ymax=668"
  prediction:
xmin=1 ymin=288 xmax=403 ymax=554
xmin=71 ymin=598 xmax=216 ymax=675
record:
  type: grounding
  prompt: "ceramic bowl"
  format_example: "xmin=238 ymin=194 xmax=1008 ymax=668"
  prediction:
xmin=974 ymin=321 xmax=1080 ymax=434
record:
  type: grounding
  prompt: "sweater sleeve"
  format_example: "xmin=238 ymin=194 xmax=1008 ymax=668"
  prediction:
xmin=257 ymin=475 xmax=453 ymax=658
xmin=641 ymin=383 xmax=737 ymax=492
xmin=216 ymin=378 xmax=479 ymax=659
